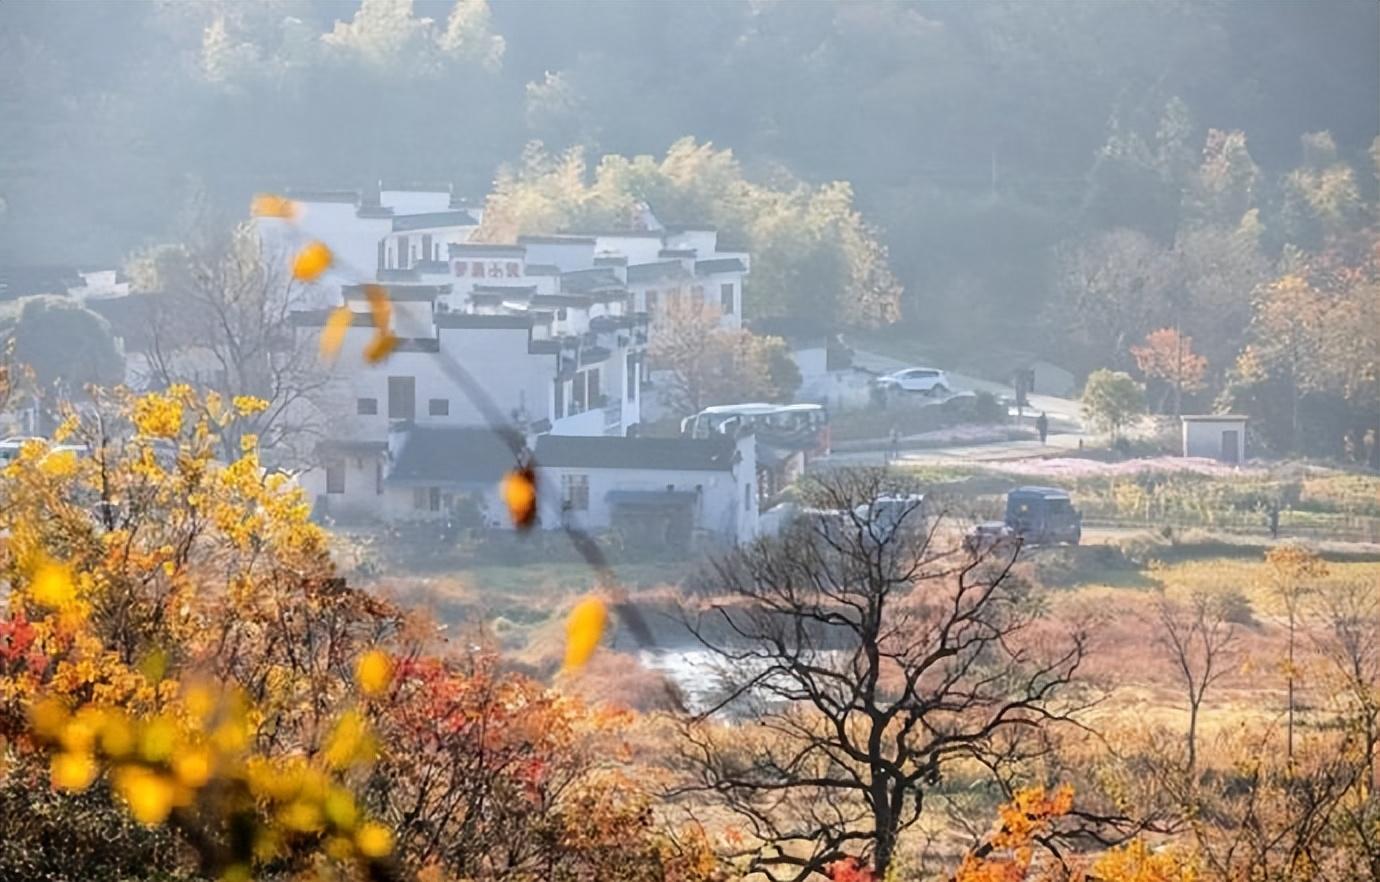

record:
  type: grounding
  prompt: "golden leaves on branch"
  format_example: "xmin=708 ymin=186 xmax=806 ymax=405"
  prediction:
xmin=250 ymin=194 xmax=299 ymax=221
xmin=501 ymin=467 xmax=538 ymax=530
xmin=319 ymin=307 xmax=354 ymax=362
xmin=355 ymin=650 xmax=393 ymax=698
xmin=563 ymin=596 xmax=608 ymax=672
xmin=292 ymin=241 xmax=333 ymax=282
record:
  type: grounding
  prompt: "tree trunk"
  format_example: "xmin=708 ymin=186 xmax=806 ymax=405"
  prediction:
xmin=1187 ymin=698 xmax=1199 ymax=780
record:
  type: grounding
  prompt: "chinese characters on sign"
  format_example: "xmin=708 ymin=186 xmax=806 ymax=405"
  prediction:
xmin=454 ymin=260 xmax=523 ymax=278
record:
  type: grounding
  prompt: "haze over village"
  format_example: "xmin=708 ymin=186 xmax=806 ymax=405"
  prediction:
xmin=0 ymin=2 xmax=1378 ymax=881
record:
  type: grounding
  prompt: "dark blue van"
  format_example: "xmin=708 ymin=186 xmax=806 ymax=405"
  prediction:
xmin=1004 ymin=486 xmax=1082 ymax=545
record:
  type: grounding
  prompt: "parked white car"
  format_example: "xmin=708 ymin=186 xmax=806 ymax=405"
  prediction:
xmin=875 ymin=367 xmax=951 ymax=396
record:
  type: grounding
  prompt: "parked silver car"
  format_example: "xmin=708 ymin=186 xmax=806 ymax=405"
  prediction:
xmin=875 ymin=367 xmax=951 ymax=396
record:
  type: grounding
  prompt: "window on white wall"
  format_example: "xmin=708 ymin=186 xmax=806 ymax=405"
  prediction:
xmin=745 ymin=482 xmax=752 ymax=511
xmin=571 ymin=372 xmax=586 ymax=414
xmin=561 ymin=474 xmax=589 ymax=511
xmin=357 ymin=398 xmax=378 ymax=415
xmin=721 ymin=283 xmax=735 ymax=314
xmin=428 ymin=398 xmax=449 ymax=416
xmin=626 ymin=353 xmax=637 ymax=401
xmin=326 ymin=463 xmax=345 ymax=494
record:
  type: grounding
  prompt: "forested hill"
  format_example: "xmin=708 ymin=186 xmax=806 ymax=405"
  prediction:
xmin=1 ymin=0 xmax=1376 ymax=336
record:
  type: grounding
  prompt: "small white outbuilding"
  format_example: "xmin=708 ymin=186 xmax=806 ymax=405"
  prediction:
xmin=1181 ymin=414 xmax=1248 ymax=463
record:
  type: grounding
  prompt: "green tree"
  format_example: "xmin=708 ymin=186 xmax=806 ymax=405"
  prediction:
xmin=480 ymin=140 xmax=902 ymax=327
xmin=647 ymin=297 xmax=800 ymax=417
xmin=1081 ymin=368 xmax=1145 ymax=441
xmin=9 ymin=296 xmax=123 ymax=398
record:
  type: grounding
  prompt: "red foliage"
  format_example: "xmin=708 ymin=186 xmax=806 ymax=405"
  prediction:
xmin=827 ymin=856 xmax=876 ymax=882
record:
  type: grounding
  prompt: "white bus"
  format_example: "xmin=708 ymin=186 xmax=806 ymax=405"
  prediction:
xmin=680 ymin=403 xmax=830 ymax=457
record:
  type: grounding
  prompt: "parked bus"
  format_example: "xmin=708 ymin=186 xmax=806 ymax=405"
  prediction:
xmin=680 ymin=402 xmax=830 ymax=457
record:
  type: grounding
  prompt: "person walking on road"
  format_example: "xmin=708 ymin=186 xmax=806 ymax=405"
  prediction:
xmin=1036 ymin=411 xmax=1049 ymax=445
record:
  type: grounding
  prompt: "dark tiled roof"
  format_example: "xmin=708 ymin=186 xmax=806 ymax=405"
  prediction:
xmin=535 ymin=434 xmax=739 ymax=471
xmin=392 ymin=210 xmax=478 ymax=232
xmin=0 ymin=265 xmax=84 ymax=299
xmin=473 ymin=284 xmax=537 ymax=295
xmin=626 ymin=261 xmax=692 ymax=285
xmin=529 ymin=339 xmax=562 ymax=355
xmin=590 ymin=315 xmax=635 ymax=331
xmin=395 ymin=338 xmax=440 ymax=352
xmin=662 ymin=225 xmax=717 ymax=234
xmin=531 ymin=294 xmax=592 ymax=309
xmin=525 ymin=264 xmax=561 ymax=275
xmin=377 ymin=268 xmax=420 ymax=282
xmin=594 ymin=255 xmax=628 ymax=266
xmin=289 ymin=309 xmax=381 ymax=328
xmin=658 ymin=249 xmax=696 ymax=258
xmin=434 ymin=313 xmax=532 ymax=330
xmin=694 ymin=258 xmax=747 ymax=276
xmin=588 ymin=289 xmax=631 ymax=303
xmin=559 ymin=268 xmax=624 ymax=293
xmin=606 ymin=490 xmax=698 ymax=507
xmin=316 ymin=439 xmax=388 ymax=457
xmin=518 ymin=234 xmax=596 ymax=245
xmin=448 ymin=243 xmax=526 ymax=256
xmin=381 ymin=181 xmax=454 ymax=193
xmin=344 ymin=283 xmax=450 ymax=301
xmin=283 ymin=189 xmax=359 ymax=204
xmin=388 ymin=426 xmax=516 ymax=484
xmin=574 ymin=230 xmax=665 ymax=239
xmin=356 ymin=205 xmax=395 ymax=218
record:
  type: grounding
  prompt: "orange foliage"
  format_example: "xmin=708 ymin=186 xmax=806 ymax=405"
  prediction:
xmin=1131 ymin=328 xmax=1208 ymax=392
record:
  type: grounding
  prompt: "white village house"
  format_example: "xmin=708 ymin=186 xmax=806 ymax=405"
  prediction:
xmin=1181 ymin=414 xmax=1248 ymax=464
xmin=270 ymin=185 xmax=759 ymax=545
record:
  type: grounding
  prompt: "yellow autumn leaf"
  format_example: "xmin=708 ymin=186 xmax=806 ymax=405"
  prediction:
xmin=29 ymin=697 xmax=69 ymax=738
xmin=51 ymin=751 xmax=97 ymax=791
xmin=323 ymin=710 xmax=375 ymax=769
xmin=114 ymin=767 xmax=177 ymax=825
xmin=319 ymin=307 xmax=354 ymax=361
xmin=279 ymin=800 xmax=325 ymax=833
xmin=364 ymin=283 xmax=392 ymax=329
xmin=232 ymin=395 xmax=269 ymax=416
xmin=30 ymin=559 xmax=75 ymax=607
xmin=362 ymin=331 xmax=399 ymax=364
xmin=99 ymin=714 xmax=136 ymax=759
xmin=250 ymin=193 xmax=299 ymax=220
xmin=292 ymin=241 xmax=333 ymax=282
xmin=355 ymin=650 xmax=392 ymax=697
xmin=39 ymin=448 xmax=78 ymax=478
xmin=501 ymin=468 xmax=538 ymax=529
xmin=138 ymin=715 xmax=177 ymax=763
xmin=173 ymin=745 xmax=213 ymax=788
xmin=564 ymin=596 xmax=608 ymax=671
xmin=323 ymin=787 xmax=359 ymax=830
xmin=355 ymin=821 xmax=393 ymax=858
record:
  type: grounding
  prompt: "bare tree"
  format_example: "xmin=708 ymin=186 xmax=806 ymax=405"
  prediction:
xmin=135 ymin=222 xmax=331 ymax=465
xmin=1313 ymin=579 xmax=1380 ymax=787
xmin=1155 ymin=589 xmax=1239 ymax=780
xmin=647 ymin=297 xmax=798 ymax=417
xmin=669 ymin=469 xmax=1088 ymax=880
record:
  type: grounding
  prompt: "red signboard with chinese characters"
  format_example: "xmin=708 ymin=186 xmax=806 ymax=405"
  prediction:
xmin=454 ymin=260 xmax=524 ymax=279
